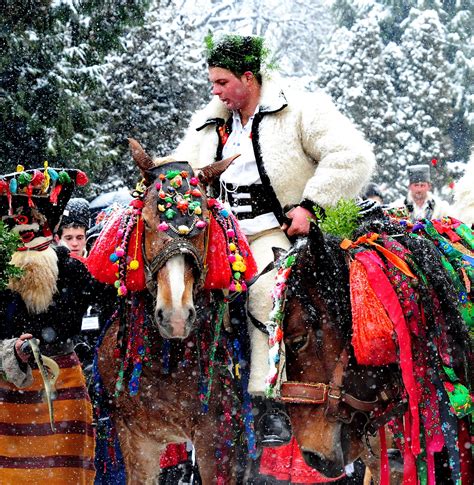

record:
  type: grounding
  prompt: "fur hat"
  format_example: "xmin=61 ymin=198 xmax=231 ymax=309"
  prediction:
xmin=205 ymin=33 xmax=270 ymax=76
xmin=0 ymin=165 xmax=88 ymax=250
xmin=408 ymin=164 xmax=431 ymax=184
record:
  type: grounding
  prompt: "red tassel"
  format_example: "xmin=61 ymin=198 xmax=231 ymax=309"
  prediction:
xmin=229 ymin=212 xmax=257 ymax=282
xmin=204 ymin=212 xmax=233 ymax=290
xmin=26 ymin=184 xmax=35 ymax=207
xmin=350 ymin=258 xmax=397 ymax=365
xmin=75 ymin=170 xmax=89 ymax=186
xmin=125 ymin=217 xmax=146 ymax=292
xmin=87 ymin=210 xmax=124 ymax=285
xmin=49 ymin=183 xmax=62 ymax=204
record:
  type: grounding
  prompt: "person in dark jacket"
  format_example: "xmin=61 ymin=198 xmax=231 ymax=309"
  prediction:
xmin=0 ymin=166 xmax=96 ymax=484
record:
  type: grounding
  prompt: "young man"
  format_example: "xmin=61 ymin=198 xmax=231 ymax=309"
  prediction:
xmin=174 ymin=34 xmax=376 ymax=444
xmin=55 ymin=197 xmax=90 ymax=258
xmin=392 ymin=164 xmax=450 ymax=220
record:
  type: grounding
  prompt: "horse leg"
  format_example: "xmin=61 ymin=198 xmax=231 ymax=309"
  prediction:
xmin=193 ymin=422 xmax=237 ymax=485
xmin=115 ymin=417 xmax=164 ymax=484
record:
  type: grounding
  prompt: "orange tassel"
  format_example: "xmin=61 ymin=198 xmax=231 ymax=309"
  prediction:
xmin=350 ymin=259 xmax=397 ymax=365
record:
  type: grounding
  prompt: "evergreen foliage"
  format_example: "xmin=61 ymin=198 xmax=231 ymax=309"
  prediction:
xmin=314 ymin=199 xmax=361 ymax=240
xmin=93 ymin=1 xmax=208 ymax=191
xmin=0 ymin=221 xmax=22 ymax=289
xmin=317 ymin=0 xmax=472 ymax=201
xmin=0 ymin=0 xmax=150 ymax=188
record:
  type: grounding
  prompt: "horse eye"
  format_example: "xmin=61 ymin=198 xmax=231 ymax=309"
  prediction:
xmin=286 ymin=335 xmax=308 ymax=353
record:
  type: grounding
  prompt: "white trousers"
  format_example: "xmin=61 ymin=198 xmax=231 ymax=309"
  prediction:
xmin=246 ymin=228 xmax=291 ymax=395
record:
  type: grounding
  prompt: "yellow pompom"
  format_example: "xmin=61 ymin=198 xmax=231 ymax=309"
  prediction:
xmin=129 ymin=260 xmax=139 ymax=270
xmin=16 ymin=165 xmax=24 ymax=172
xmin=229 ymin=243 xmax=237 ymax=252
xmin=235 ymin=254 xmax=243 ymax=262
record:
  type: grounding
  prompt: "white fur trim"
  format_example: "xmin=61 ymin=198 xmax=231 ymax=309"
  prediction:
xmin=0 ymin=339 xmax=33 ymax=388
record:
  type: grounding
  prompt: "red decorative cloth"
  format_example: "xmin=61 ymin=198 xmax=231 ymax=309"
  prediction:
xmin=203 ymin=209 xmax=257 ymax=290
xmin=86 ymin=208 xmax=146 ymax=292
xmin=259 ymin=437 xmax=344 ymax=483
xmin=159 ymin=443 xmax=189 ymax=469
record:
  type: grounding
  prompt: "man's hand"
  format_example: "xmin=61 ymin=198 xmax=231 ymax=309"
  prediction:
xmin=15 ymin=333 xmax=33 ymax=363
xmin=281 ymin=206 xmax=315 ymax=237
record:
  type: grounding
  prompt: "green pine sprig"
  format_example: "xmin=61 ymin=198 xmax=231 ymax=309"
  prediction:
xmin=313 ymin=199 xmax=361 ymax=239
xmin=0 ymin=221 xmax=23 ymax=289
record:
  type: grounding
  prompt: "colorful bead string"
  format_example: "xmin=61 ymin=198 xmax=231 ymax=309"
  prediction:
xmin=265 ymin=250 xmax=297 ymax=398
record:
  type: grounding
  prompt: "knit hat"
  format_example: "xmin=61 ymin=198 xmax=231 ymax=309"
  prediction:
xmin=60 ymin=198 xmax=91 ymax=229
xmin=408 ymin=164 xmax=431 ymax=184
xmin=0 ymin=165 xmax=88 ymax=250
xmin=363 ymin=182 xmax=383 ymax=201
xmin=205 ymin=33 xmax=271 ymax=76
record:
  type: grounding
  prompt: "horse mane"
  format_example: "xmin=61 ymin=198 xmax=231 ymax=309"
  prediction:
xmin=298 ymin=230 xmax=352 ymax=340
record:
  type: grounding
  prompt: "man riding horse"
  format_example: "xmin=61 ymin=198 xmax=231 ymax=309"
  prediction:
xmin=173 ymin=32 xmax=376 ymax=445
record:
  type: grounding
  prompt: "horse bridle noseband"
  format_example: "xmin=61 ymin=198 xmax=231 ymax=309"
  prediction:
xmin=280 ymin=348 xmax=400 ymax=426
xmin=142 ymin=236 xmax=205 ymax=295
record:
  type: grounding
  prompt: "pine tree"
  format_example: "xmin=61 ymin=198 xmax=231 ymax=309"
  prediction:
xmin=0 ymin=1 xmax=149 ymax=187
xmin=93 ymin=1 xmax=208 ymax=190
xmin=394 ymin=9 xmax=457 ymax=192
xmin=316 ymin=12 xmax=399 ymax=197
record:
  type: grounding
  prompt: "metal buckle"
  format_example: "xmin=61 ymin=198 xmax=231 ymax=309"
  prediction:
xmin=328 ymin=386 xmax=342 ymax=400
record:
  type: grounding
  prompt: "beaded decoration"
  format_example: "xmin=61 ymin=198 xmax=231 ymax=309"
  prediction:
xmin=155 ymin=166 xmax=207 ymax=237
xmin=264 ymin=249 xmax=297 ymax=398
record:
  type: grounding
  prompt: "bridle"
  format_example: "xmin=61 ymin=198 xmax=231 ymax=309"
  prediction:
xmin=280 ymin=347 xmax=401 ymax=427
xmin=142 ymin=235 xmax=205 ymax=295
xmin=279 ymin=248 xmax=403 ymax=431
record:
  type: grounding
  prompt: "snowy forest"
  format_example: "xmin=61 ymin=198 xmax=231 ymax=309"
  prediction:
xmin=0 ymin=0 xmax=472 ymax=202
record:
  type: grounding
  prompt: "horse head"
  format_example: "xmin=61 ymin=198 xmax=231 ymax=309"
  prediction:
xmin=282 ymin=223 xmax=397 ymax=478
xmin=129 ymin=139 xmax=237 ymax=339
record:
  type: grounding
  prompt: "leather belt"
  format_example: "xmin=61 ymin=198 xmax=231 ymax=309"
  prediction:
xmin=224 ymin=183 xmax=275 ymax=220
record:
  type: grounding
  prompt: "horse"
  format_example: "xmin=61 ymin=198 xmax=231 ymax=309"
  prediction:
xmin=94 ymin=140 xmax=247 ymax=484
xmin=275 ymin=213 xmax=471 ymax=484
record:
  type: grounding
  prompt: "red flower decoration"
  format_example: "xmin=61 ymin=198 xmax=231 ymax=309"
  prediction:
xmin=448 ymin=181 xmax=455 ymax=189
xmin=431 ymin=158 xmax=438 ymax=167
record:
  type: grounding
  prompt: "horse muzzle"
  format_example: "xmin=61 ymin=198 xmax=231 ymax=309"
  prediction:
xmin=301 ymin=449 xmax=345 ymax=479
xmin=154 ymin=305 xmax=197 ymax=339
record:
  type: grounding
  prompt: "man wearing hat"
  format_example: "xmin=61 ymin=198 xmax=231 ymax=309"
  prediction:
xmin=394 ymin=164 xmax=450 ymax=220
xmin=0 ymin=166 xmax=97 ymax=483
xmin=174 ymin=34 xmax=376 ymax=445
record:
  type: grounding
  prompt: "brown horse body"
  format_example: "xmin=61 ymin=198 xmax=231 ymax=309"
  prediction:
xmin=99 ymin=318 xmax=231 ymax=484
xmin=96 ymin=142 xmax=243 ymax=484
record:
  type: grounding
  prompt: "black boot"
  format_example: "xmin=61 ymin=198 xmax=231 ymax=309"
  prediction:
xmin=255 ymin=398 xmax=292 ymax=447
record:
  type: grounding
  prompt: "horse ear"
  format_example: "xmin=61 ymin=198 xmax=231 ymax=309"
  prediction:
xmin=196 ymin=154 xmax=240 ymax=185
xmin=308 ymin=221 xmax=327 ymax=256
xmin=128 ymin=138 xmax=155 ymax=174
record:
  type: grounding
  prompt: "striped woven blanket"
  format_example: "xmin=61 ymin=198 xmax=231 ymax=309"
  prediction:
xmin=0 ymin=352 xmax=95 ymax=484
